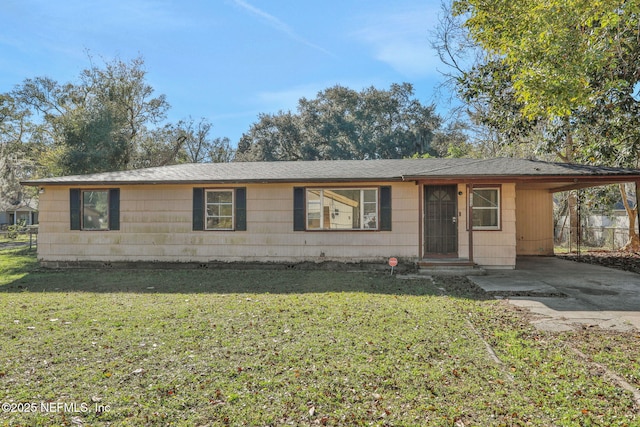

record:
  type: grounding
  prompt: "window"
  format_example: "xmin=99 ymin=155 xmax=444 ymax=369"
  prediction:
xmin=306 ymin=188 xmax=378 ymax=230
xmin=83 ymin=190 xmax=109 ymax=230
xmin=206 ymin=190 xmax=234 ymax=230
xmin=70 ymin=189 xmax=120 ymax=231
xmin=472 ymin=187 xmax=500 ymax=230
xmin=192 ymin=188 xmax=246 ymax=231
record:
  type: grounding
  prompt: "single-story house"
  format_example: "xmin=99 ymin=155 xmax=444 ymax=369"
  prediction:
xmin=21 ymin=158 xmax=640 ymax=269
xmin=0 ymin=199 xmax=38 ymax=229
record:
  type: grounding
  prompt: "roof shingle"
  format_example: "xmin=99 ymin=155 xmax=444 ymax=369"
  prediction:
xmin=22 ymin=158 xmax=640 ymax=186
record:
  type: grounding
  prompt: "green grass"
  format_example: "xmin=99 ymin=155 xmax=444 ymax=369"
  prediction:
xmin=561 ymin=330 xmax=640 ymax=389
xmin=0 ymin=233 xmax=32 ymax=245
xmin=0 ymin=249 xmax=637 ymax=426
xmin=0 ymin=247 xmax=38 ymax=286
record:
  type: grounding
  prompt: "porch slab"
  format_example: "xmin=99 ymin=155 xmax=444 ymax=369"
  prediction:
xmin=418 ymin=258 xmax=486 ymax=276
xmin=419 ymin=267 xmax=486 ymax=276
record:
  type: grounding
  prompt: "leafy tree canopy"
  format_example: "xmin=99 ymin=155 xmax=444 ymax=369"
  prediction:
xmin=454 ymin=0 xmax=640 ymax=121
xmin=11 ymin=55 xmax=184 ymax=175
xmin=446 ymin=0 xmax=640 ymax=250
xmin=236 ymin=83 xmax=444 ymax=161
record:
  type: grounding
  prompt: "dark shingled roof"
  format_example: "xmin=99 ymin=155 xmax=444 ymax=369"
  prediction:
xmin=22 ymin=158 xmax=640 ymax=186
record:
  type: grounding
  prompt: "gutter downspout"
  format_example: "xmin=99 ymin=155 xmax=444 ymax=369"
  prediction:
xmin=467 ymin=183 xmax=474 ymax=264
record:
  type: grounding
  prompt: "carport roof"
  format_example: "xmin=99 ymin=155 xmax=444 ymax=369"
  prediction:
xmin=21 ymin=158 xmax=640 ymax=189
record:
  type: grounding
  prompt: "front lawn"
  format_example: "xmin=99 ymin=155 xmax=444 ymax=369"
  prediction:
xmin=0 ymin=248 xmax=637 ymax=426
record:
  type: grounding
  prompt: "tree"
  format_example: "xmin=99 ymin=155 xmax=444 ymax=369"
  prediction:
xmin=453 ymin=0 xmax=640 ymax=120
xmin=0 ymin=94 xmax=39 ymax=210
xmin=430 ymin=2 xmax=547 ymax=159
xmin=237 ymin=112 xmax=306 ymax=161
xmin=236 ymin=83 xmax=441 ymax=161
xmin=59 ymin=107 xmax=128 ymax=174
xmin=12 ymin=56 xmax=174 ymax=174
xmin=177 ymin=117 xmax=235 ymax=163
xmin=431 ymin=121 xmax=475 ymax=158
xmin=78 ymin=56 xmax=170 ymax=168
xmin=448 ymin=0 xmax=640 ymax=250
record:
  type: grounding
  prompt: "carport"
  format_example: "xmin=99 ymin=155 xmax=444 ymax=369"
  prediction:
xmin=514 ymin=166 xmax=640 ymax=258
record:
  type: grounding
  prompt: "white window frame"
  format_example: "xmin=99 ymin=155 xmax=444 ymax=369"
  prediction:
xmin=471 ymin=187 xmax=501 ymax=230
xmin=306 ymin=188 xmax=379 ymax=230
xmin=205 ymin=189 xmax=234 ymax=231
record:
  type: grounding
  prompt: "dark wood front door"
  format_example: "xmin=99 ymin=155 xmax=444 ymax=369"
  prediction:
xmin=425 ymin=185 xmax=458 ymax=256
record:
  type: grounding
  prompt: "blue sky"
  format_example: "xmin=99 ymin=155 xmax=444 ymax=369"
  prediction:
xmin=1 ymin=0 xmax=449 ymax=145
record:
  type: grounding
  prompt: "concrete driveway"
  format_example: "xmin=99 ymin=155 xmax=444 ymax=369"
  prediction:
xmin=468 ymin=257 xmax=640 ymax=332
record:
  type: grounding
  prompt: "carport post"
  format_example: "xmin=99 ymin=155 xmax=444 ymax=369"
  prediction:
xmin=637 ymin=181 xmax=640 ymax=242
xmin=467 ymin=183 xmax=474 ymax=264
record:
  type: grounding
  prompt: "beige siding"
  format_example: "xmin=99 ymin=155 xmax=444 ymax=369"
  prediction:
xmin=37 ymin=182 xmax=420 ymax=264
xmin=515 ymin=188 xmax=554 ymax=255
xmin=457 ymin=183 xmax=517 ymax=268
xmin=38 ymin=180 xmax=526 ymax=267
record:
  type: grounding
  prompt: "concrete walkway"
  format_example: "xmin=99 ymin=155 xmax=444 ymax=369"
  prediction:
xmin=468 ymin=257 xmax=640 ymax=332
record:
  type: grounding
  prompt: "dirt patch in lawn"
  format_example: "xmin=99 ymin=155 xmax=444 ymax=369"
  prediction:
xmin=558 ymin=251 xmax=640 ymax=274
xmin=431 ymin=275 xmax=492 ymax=299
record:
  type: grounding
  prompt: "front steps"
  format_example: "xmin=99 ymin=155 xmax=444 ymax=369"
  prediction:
xmin=417 ymin=258 xmax=486 ymax=276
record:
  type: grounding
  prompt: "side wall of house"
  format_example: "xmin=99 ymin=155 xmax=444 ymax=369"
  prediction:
xmin=457 ymin=183 xmax=517 ymax=268
xmin=515 ymin=188 xmax=554 ymax=256
xmin=36 ymin=182 xmax=420 ymax=264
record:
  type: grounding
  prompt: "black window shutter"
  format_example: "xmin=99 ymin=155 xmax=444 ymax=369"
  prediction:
xmin=293 ymin=187 xmax=305 ymax=231
xmin=380 ymin=186 xmax=392 ymax=231
xmin=70 ymin=189 xmax=81 ymax=230
xmin=108 ymin=189 xmax=120 ymax=230
xmin=192 ymin=188 xmax=204 ymax=231
xmin=235 ymin=187 xmax=247 ymax=231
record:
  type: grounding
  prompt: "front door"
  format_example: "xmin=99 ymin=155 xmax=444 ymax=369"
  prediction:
xmin=424 ymin=185 xmax=458 ymax=257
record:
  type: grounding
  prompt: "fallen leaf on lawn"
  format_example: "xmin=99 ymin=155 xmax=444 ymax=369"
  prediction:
xmin=309 ymin=406 xmax=315 ymax=416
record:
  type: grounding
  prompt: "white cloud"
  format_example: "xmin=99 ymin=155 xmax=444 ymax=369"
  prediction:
xmin=231 ymin=0 xmax=332 ymax=56
xmin=353 ymin=6 xmax=441 ymax=78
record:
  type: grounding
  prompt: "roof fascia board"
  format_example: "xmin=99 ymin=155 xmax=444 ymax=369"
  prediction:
xmin=548 ymin=179 xmax=640 ymax=193
xmin=23 ymin=177 xmax=408 ymax=187
xmin=410 ymin=175 xmax=640 ymax=184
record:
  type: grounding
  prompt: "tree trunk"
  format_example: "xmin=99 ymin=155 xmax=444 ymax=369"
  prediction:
xmin=555 ymin=196 xmax=570 ymax=244
xmin=568 ymin=191 xmax=579 ymax=252
xmin=619 ymin=183 xmax=640 ymax=252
